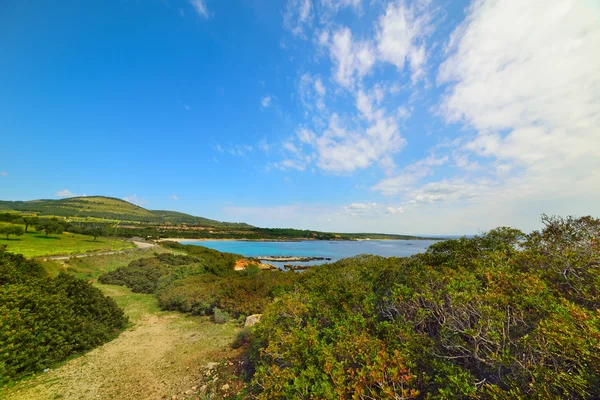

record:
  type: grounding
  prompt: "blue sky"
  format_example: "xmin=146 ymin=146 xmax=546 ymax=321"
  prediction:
xmin=1 ymin=0 xmax=598 ymax=234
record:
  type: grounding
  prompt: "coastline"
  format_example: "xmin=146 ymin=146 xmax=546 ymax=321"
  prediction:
xmin=157 ymin=237 xmax=441 ymax=243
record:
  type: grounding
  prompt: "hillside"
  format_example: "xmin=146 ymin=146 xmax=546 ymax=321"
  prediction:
xmin=0 ymin=196 xmax=251 ymax=227
xmin=151 ymin=210 xmax=253 ymax=228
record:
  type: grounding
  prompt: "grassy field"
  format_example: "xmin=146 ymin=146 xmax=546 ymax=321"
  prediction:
xmin=40 ymin=247 xmax=169 ymax=279
xmin=0 ymin=227 xmax=135 ymax=258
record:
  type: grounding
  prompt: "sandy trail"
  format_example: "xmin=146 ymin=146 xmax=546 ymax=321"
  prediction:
xmin=1 ymin=284 xmax=237 ymax=400
xmin=44 ymin=241 xmax=156 ymax=261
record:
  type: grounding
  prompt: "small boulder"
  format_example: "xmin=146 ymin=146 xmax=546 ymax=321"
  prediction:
xmin=222 ymin=384 xmax=230 ymax=391
xmin=244 ymin=314 xmax=262 ymax=327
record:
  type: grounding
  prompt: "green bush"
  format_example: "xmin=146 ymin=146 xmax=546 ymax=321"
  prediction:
xmin=212 ymin=307 xmax=230 ymax=324
xmin=231 ymin=327 xmax=253 ymax=349
xmin=99 ymin=244 xmax=299 ymax=318
xmin=247 ymin=216 xmax=600 ymax=399
xmin=0 ymin=246 xmax=127 ymax=384
xmin=157 ymin=270 xmax=298 ymax=317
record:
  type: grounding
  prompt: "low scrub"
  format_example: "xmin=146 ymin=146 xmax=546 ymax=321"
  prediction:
xmin=247 ymin=216 xmax=600 ymax=399
xmin=99 ymin=243 xmax=299 ymax=318
xmin=0 ymin=246 xmax=127 ymax=384
xmin=157 ymin=270 xmax=298 ymax=317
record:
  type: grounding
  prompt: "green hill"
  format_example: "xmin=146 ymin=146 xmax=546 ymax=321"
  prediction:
xmin=0 ymin=196 xmax=252 ymax=227
xmin=150 ymin=210 xmax=253 ymax=228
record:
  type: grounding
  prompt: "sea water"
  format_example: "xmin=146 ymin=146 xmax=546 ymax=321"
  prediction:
xmin=180 ymin=239 xmax=440 ymax=269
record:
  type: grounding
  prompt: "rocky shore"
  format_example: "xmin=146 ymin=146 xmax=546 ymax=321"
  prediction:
xmin=256 ymin=256 xmax=332 ymax=262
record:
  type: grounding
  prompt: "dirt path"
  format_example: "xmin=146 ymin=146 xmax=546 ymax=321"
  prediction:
xmin=1 ymin=284 xmax=238 ymax=400
xmin=44 ymin=241 xmax=156 ymax=261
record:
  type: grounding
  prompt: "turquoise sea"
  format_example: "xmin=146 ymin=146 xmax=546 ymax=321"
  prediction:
xmin=180 ymin=239 xmax=441 ymax=269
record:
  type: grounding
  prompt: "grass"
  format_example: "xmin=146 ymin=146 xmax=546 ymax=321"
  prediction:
xmin=44 ymin=247 xmax=170 ymax=279
xmin=0 ymin=227 xmax=135 ymax=258
xmin=95 ymin=283 xmax=164 ymax=322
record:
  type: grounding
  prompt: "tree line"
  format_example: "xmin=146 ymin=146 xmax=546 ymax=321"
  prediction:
xmin=0 ymin=213 xmax=110 ymax=241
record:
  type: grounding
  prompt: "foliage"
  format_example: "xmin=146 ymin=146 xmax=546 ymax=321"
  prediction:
xmin=98 ymin=253 xmax=203 ymax=293
xmin=35 ymin=218 xmax=66 ymax=237
xmin=22 ymin=216 xmax=38 ymax=232
xmin=0 ymin=226 xmax=135 ymax=258
xmin=0 ymin=246 xmax=127 ymax=384
xmin=157 ymin=269 xmax=298 ymax=317
xmin=99 ymin=243 xmax=299 ymax=319
xmin=247 ymin=216 xmax=600 ymax=399
xmin=212 ymin=307 xmax=231 ymax=324
xmin=0 ymin=224 xmax=24 ymax=239
xmin=0 ymin=196 xmax=253 ymax=227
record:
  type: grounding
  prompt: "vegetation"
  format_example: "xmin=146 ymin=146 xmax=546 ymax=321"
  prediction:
xmin=0 ymin=196 xmax=252 ymax=227
xmin=35 ymin=218 xmax=66 ymax=237
xmin=0 ymin=197 xmax=434 ymax=241
xmin=0 ymin=246 xmax=128 ymax=384
xmin=99 ymin=242 xmax=299 ymax=319
xmin=242 ymin=215 xmax=600 ymax=399
xmin=0 ymin=228 xmax=135 ymax=258
xmin=0 ymin=225 xmax=24 ymax=239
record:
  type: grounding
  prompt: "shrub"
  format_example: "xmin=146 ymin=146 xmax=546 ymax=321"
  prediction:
xmin=0 ymin=247 xmax=127 ymax=384
xmin=247 ymin=216 xmax=600 ymax=399
xmin=231 ymin=327 xmax=253 ymax=349
xmin=212 ymin=307 xmax=230 ymax=324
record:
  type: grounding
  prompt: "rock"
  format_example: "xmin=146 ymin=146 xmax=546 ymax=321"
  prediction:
xmin=185 ymin=390 xmax=192 ymax=395
xmin=221 ymin=384 xmax=230 ymax=391
xmin=244 ymin=314 xmax=262 ymax=327
xmin=171 ymin=396 xmax=177 ymax=400
xmin=191 ymin=386 xmax=197 ymax=391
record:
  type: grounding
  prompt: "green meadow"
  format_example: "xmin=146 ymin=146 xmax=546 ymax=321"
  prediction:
xmin=0 ymin=223 xmax=135 ymax=258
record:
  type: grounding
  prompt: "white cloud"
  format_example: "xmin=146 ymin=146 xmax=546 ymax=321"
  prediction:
xmin=269 ymin=0 xmax=600 ymax=234
xmin=284 ymin=0 xmax=313 ymax=38
xmin=55 ymin=189 xmax=87 ymax=198
xmin=124 ymin=195 xmax=149 ymax=207
xmin=0 ymin=172 xmax=7 ymax=176
xmin=372 ymin=155 xmax=448 ymax=196
xmin=171 ymin=195 xmax=179 ymax=200
xmin=299 ymin=73 xmax=327 ymax=112
xmin=407 ymin=179 xmax=480 ymax=205
xmin=260 ymin=95 xmax=272 ymax=108
xmin=328 ymin=27 xmax=376 ymax=88
xmin=321 ymin=0 xmax=362 ymax=12
xmin=189 ymin=0 xmax=209 ymax=18
xmin=435 ymin=0 xmax=600 ymax=215
xmin=55 ymin=189 xmax=74 ymax=198
xmin=376 ymin=1 xmax=429 ymax=82
xmin=258 ymin=138 xmax=271 ymax=153
xmin=314 ymin=77 xmax=326 ymax=96
xmin=310 ymin=113 xmax=405 ymax=173
xmin=229 ymin=144 xmax=254 ymax=157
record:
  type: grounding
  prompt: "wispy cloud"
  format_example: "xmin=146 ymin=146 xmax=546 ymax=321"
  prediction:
xmin=229 ymin=144 xmax=254 ymax=157
xmin=283 ymin=0 xmax=313 ymax=38
xmin=55 ymin=189 xmax=87 ymax=198
xmin=260 ymin=95 xmax=272 ymax=109
xmin=56 ymin=189 xmax=74 ymax=198
xmin=171 ymin=195 xmax=179 ymax=200
xmin=189 ymin=0 xmax=209 ymax=18
xmin=0 ymin=172 xmax=7 ymax=177
xmin=124 ymin=195 xmax=149 ymax=207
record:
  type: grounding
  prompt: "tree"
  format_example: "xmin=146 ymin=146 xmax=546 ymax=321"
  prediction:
xmin=35 ymin=220 xmax=65 ymax=237
xmin=22 ymin=217 xmax=38 ymax=233
xmin=0 ymin=213 xmax=19 ymax=223
xmin=0 ymin=225 xmax=24 ymax=240
xmin=86 ymin=226 xmax=107 ymax=241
